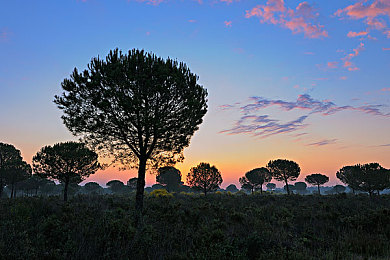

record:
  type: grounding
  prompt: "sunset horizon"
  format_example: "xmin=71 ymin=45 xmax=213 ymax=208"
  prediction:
xmin=1 ymin=0 xmax=389 ymax=189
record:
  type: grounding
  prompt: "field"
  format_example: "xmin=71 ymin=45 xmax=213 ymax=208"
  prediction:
xmin=1 ymin=193 xmax=390 ymax=259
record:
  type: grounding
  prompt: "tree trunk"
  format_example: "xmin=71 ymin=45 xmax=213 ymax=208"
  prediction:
xmin=285 ymin=179 xmax=290 ymax=195
xmin=377 ymin=190 xmax=380 ymax=195
xmin=0 ymin=174 xmax=3 ymax=198
xmin=251 ymin=187 xmax=254 ymax=195
xmin=64 ymin=180 xmax=69 ymax=202
xmin=13 ymin=187 xmax=17 ymax=198
xmin=11 ymin=183 xmax=14 ymax=199
xmin=260 ymin=184 xmax=263 ymax=195
xmin=317 ymin=185 xmax=321 ymax=195
xmin=368 ymin=191 xmax=372 ymax=198
xmin=135 ymin=157 xmax=147 ymax=226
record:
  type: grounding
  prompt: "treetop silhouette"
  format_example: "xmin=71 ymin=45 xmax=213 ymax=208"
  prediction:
xmin=54 ymin=48 xmax=208 ymax=214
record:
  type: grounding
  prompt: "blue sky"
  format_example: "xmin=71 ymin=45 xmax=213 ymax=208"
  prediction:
xmin=1 ymin=0 xmax=389 ymax=187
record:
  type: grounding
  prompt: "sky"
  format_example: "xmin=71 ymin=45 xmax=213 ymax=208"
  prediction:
xmin=1 ymin=0 xmax=389 ymax=188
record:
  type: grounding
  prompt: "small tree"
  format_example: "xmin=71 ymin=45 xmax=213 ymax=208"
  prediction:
xmin=336 ymin=166 xmax=360 ymax=194
xmin=0 ymin=143 xmax=23 ymax=197
xmin=84 ymin=182 xmax=102 ymax=194
xmin=25 ymin=175 xmax=49 ymax=195
xmin=267 ymin=159 xmax=300 ymax=195
xmin=106 ymin=180 xmax=125 ymax=194
xmin=156 ymin=166 xmax=182 ymax=192
xmin=33 ymin=142 xmax=100 ymax=201
xmin=226 ymin=184 xmax=239 ymax=193
xmin=239 ymin=167 xmax=271 ymax=194
xmin=127 ymin=177 xmax=138 ymax=190
xmin=294 ymin=181 xmax=307 ymax=195
xmin=284 ymin=184 xmax=295 ymax=194
xmin=54 ymin=49 xmax=208 ymax=215
xmin=305 ymin=173 xmax=329 ymax=195
xmin=4 ymin=160 xmax=32 ymax=198
xmin=333 ymin=185 xmax=346 ymax=194
xmin=266 ymin=183 xmax=276 ymax=191
xmin=186 ymin=162 xmax=222 ymax=195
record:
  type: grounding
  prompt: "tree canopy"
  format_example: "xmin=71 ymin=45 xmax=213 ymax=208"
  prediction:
xmin=106 ymin=180 xmax=125 ymax=193
xmin=186 ymin=162 xmax=222 ymax=195
xmin=54 ymin=48 xmax=208 ymax=213
xmin=84 ymin=182 xmax=102 ymax=194
xmin=4 ymin=160 xmax=32 ymax=198
xmin=337 ymin=163 xmax=390 ymax=197
xmin=305 ymin=173 xmax=329 ymax=195
xmin=0 ymin=143 xmax=23 ymax=197
xmin=294 ymin=181 xmax=307 ymax=194
xmin=127 ymin=177 xmax=138 ymax=190
xmin=239 ymin=167 xmax=271 ymax=194
xmin=156 ymin=166 xmax=182 ymax=192
xmin=266 ymin=183 xmax=276 ymax=191
xmin=226 ymin=184 xmax=238 ymax=193
xmin=33 ymin=141 xmax=100 ymax=201
xmin=267 ymin=159 xmax=300 ymax=195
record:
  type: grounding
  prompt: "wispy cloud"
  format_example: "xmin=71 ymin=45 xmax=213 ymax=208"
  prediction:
xmin=220 ymin=0 xmax=238 ymax=4
xmin=220 ymin=115 xmax=308 ymax=138
xmin=245 ymin=0 xmax=328 ymax=38
xmin=327 ymin=61 xmax=338 ymax=69
xmin=383 ymin=47 xmax=390 ymax=51
xmin=307 ymin=139 xmax=337 ymax=146
xmin=136 ymin=0 xmax=165 ymax=5
xmin=220 ymin=94 xmax=389 ymax=138
xmin=0 ymin=29 xmax=10 ymax=42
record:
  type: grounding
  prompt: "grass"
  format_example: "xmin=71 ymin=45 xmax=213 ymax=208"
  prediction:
xmin=1 ymin=192 xmax=389 ymax=259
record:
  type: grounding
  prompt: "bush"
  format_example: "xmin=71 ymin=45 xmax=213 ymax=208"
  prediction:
xmin=149 ymin=189 xmax=174 ymax=198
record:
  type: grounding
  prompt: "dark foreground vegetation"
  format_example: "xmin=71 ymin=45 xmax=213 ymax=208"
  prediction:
xmin=1 ymin=193 xmax=390 ymax=259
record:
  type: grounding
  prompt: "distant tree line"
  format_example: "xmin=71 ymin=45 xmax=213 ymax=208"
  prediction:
xmin=1 ymin=141 xmax=389 ymax=200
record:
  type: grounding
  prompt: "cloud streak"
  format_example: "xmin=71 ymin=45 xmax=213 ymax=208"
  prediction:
xmin=220 ymin=94 xmax=389 ymax=138
xmin=347 ymin=31 xmax=368 ymax=37
xmin=220 ymin=115 xmax=308 ymax=138
xmin=342 ymin=42 xmax=365 ymax=71
xmin=245 ymin=0 xmax=328 ymax=38
xmin=307 ymin=139 xmax=337 ymax=146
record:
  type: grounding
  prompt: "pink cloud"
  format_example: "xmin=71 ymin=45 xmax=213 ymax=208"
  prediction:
xmin=383 ymin=47 xmax=390 ymax=50
xmin=340 ymin=76 xmax=348 ymax=80
xmin=342 ymin=42 xmax=364 ymax=71
xmin=188 ymin=19 xmax=197 ymax=23
xmin=220 ymin=0 xmax=238 ymax=4
xmin=0 ymin=29 xmax=10 ymax=42
xmin=381 ymin=87 xmax=390 ymax=91
xmin=336 ymin=1 xmax=390 ymax=37
xmin=347 ymin=31 xmax=368 ymax=37
xmin=245 ymin=0 xmax=328 ymax=38
xmin=224 ymin=21 xmax=232 ymax=27
xmin=136 ymin=0 xmax=165 ymax=5
xmin=327 ymin=61 xmax=338 ymax=68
